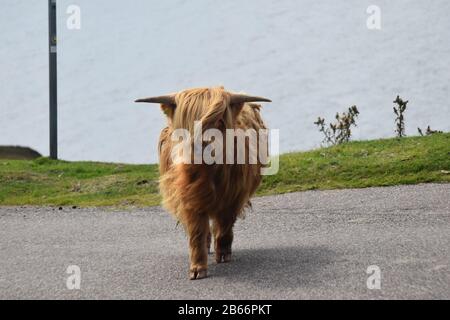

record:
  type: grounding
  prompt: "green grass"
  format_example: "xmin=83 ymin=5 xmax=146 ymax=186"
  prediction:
xmin=0 ymin=134 xmax=449 ymax=207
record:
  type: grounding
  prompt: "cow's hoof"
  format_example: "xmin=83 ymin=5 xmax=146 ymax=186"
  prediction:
xmin=216 ymin=252 xmax=232 ymax=264
xmin=189 ymin=268 xmax=207 ymax=280
xmin=223 ymin=253 xmax=232 ymax=263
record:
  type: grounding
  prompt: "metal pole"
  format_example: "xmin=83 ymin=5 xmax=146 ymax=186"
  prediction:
xmin=48 ymin=0 xmax=58 ymax=159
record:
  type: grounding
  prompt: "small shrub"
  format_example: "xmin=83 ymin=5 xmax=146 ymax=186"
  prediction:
xmin=393 ymin=95 xmax=408 ymax=138
xmin=314 ymin=105 xmax=359 ymax=146
xmin=418 ymin=126 xmax=443 ymax=136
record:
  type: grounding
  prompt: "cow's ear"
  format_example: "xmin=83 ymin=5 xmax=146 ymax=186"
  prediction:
xmin=161 ymin=103 xmax=176 ymax=119
xmin=230 ymin=102 xmax=245 ymax=116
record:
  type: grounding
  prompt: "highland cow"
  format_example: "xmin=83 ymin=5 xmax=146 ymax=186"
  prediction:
xmin=136 ymin=87 xmax=271 ymax=280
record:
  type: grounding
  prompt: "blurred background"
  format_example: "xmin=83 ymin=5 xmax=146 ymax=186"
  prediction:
xmin=0 ymin=0 xmax=449 ymax=164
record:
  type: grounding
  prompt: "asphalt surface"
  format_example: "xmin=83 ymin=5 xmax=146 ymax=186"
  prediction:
xmin=1 ymin=184 xmax=449 ymax=300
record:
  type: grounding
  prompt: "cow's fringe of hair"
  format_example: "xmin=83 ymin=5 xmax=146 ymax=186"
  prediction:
xmin=173 ymin=87 xmax=233 ymax=134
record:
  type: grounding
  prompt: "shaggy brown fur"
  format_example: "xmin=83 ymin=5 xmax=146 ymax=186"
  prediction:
xmin=143 ymin=87 xmax=269 ymax=280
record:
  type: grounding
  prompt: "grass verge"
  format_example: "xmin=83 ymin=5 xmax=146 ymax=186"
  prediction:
xmin=0 ymin=134 xmax=449 ymax=207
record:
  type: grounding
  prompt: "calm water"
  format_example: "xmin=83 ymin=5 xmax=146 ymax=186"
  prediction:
xmin=1 ymin=0 xmax=449 ymax=163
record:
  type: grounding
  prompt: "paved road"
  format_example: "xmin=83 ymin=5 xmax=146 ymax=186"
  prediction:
xmin=1 ymin=184 xmax=449 ymax=300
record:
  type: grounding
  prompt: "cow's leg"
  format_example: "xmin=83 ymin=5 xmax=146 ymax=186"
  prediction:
xmin=207 ymin=228 xmax=212 ymax=254
xmin=212 ymin=215 xmax=237 ymax=263
xmin=183 ymin=213 xmax=210 ymax=280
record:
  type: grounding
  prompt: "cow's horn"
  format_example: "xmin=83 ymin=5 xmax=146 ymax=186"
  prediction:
xmin=230 ymin=94 xmax=272 ymax=104
xmin=135 ymin=95 xmax=176 ymax=105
